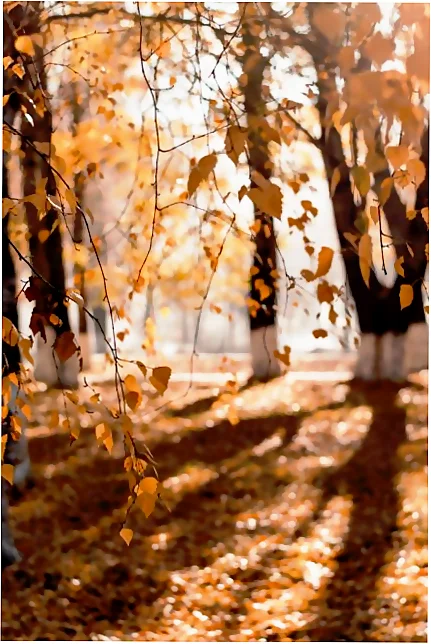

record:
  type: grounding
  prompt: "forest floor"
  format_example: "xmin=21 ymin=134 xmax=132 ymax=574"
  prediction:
xmin=1 ymin=357 xmax=428 ymax=642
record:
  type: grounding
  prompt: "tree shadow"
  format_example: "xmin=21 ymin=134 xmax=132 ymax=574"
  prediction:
xmin=278 ymin=380 xmax=410 ymax=641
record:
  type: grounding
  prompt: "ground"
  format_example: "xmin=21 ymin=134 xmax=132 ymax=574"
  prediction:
xmin=1 ymin=356 xmax=428 ymax=642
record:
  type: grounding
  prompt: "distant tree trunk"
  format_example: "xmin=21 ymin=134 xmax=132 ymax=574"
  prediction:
xmin=18 ymin=10 xmax=79 ymax=389
xmin=242 ymin=13 xmax=280 ymax=380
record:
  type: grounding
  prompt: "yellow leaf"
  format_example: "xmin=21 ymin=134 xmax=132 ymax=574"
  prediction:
xmin=125 ymin=390 xmax=141 ymax=412
xmin=379 ymin=177 xmax=393 ymax=206
xmin=386 ymin=145 xmax=409 ymax=170
xmin=19 ymin=337 xmax=34 ymax=365
xmin=2 ymin=464 xmax=14 ymax=485
xmin=369 ymin=205 xmax=379 ymax=224
xmin=1 ymin=435 xmax=7 ymax=461
xmin=95 ymin=423 xmax=113 ymax=453
xmin=120 ymin=528 xmax=133 ymax=546
xmin=137 ymin=477 xmax=158 ymax=496
xmin=400 ymin=284 xmax=413 ymax=309
xmin=421 ymin=207 xmax=429 ymax=227
xmin=137 ymin=491 xmax=157 ymax=517
xmin=38 ymin=230 xmax=50 ymax=243
xmin=225 ymin=126 xmax=247 ymax=165
xmin=187 ymin=154 xmax=217 ymax=197
xmin=358 ymin=233 xmax=372 ymax=287
xmin=330 ymin=166 xmax=341 ymax=197
xmin=255 ymin=279 xmax=272 ymax=301
xmin=406 ymin=158 xmax=426 ymax=187
xmin=315 ymin=247 xmax=334 ymax=278
xmin=2 ymin=317 xmax=19 ymax=346
xmin=15 ymin=35 xmax=35 ymax=57
xmin=406 ymin=209 xmax=417 ymax=220
xmin=3 ymin=56 xmax=13 ymax=70
xmin=49 ymin=314 xmax=62 ymax=326
xmin=136 ymin=361 xmax=147 ymax=377
xmin=351 ymin=166 xmax=370 ymax=197
xmin=248 ymin=181 xmax=282 ymax=220
xmin=149 ymin=366 xmax=171 ymax=395
xmin=394 ymin=256 xmax=405 ymax=277
xmin=124 ymin=374 xmax=140 ymax=393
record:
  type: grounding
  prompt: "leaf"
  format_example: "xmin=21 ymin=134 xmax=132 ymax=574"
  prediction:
xmin=400 ymin=284 xmax=413 ymax=309
xmin=15 ymin=35 xmax=35 ymax=57
xmin=225 ymin=126 xmax=247 ymax=165
xmin=422 ymin=207 xmax=429 ymax=227
xmin=125 ymin=391 xmax=141 ymax=412
xmin=137 ymin=491 xmax=157 ymax=517
xmin=238 ymin=185 xmax=248 ymax=201
xmin=248 ymin=179 xmax=283 ymax=220
xmin=38 ymin=230 xmax=50 ymax=243
xmin=54 ymin=331 xmax=78 ymax=362
xmin=2 ymin=464 xmax=14 ymax=485
xmin=136 ymin=361 xmax=147 ymax=377
xmin=313 ymin=329 xmax=328 ymax=338
xmin=369 ymin=205 xmax=379 ymax=224
xmin=379 ymin=177 xmax=393 ymax=206
xmin=406 ymin=209 xmax=417 ymax=220
xmin=3 ymin=56 xmax=13 ymax=69
xmin=394 ymin=256 xmax=405 ymax=278
xmin=358 ymin=233 xmax=372 ymax=287
xmin=137 ymin=477 xmax=158 ymax=496
xmin=273 ymin=345 xmax=291 ymax=367
xmin=406 ymin=158 xmax=426 ymax=187
xmin=386 ymin=146 xmax=409 ymax=170
xmin=120 ymin=528 xmax=133 ymax=546
xmin=2 ymin=318 xmax=19 ymax=346
xmin=330 ymin=166 xmax=341 ymax=196
xmin=351 ymin=166 xmax=370 ymax=197
xmin=312 ymin=5 xmax=346 ymax=43
xmin=317 ymin=281 xmax=334 ymax=304
xmin=67 ymin=289 xmax=85 ymax=308
xmin=315 ymin=247 xmax=334 ymax=279
xmin=301 ymin=269 xmax=315 ymax=282
xmin=187 ymin=154 xmax=217 ymax=197
xmin=124 ymin=374 xmax=140 ymax=393
xmin=49 ymin=314 xmax=62 ymax=326
xmin=1 ymin=435 xmax=7 ymax=461
xmin=95 ymin=423 xmax=113 ymax=454
xmin=149 ymin=366 xmax=171 ymax=395
xmin=255 ymin=279 xmax=272 ymax=301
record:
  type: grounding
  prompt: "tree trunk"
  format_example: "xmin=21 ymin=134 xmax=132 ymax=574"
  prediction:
xmin=316 ymin=68 xmax=386 ymax=379
xmin=242 ymin=13 xmax=280 ymax=381
xmin=18 ymin=11 xmax=79 ymax=389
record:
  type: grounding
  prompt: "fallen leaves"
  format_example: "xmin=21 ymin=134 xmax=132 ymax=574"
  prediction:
xmin=1 ymin=362 xmax=427 ymax=642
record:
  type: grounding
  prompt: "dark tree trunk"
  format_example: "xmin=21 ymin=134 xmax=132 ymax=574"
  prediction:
xmin=242 ymin=12 xmax=280 ymax=380
xmin=14 ymin=3 xmax=79 ymax=388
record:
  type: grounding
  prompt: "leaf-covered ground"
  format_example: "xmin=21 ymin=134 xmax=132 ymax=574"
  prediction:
xmin=1 ymin=360 xmax=428 ymax=642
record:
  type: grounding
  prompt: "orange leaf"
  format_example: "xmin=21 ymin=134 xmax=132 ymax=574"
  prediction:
xmin=149 ymin=366 xmax=171 ymax=395
xmin=54 ymin=331 xmax=78 ymax=362
xmin=120 ymin=528 xmax=133 ymax=546
xmin=400 ymin=284 xmax=413 ymax=309
xmin=2 ymin=464 xmax=14 ymax=485
xmin=315 ymin=247 xmax=334 ymax=279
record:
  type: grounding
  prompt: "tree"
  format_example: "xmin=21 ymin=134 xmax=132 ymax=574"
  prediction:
xmin=4 ymin=1 xmax=79 ymax=388
xmin=241 ymin=6 xmax=281 ymax=380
